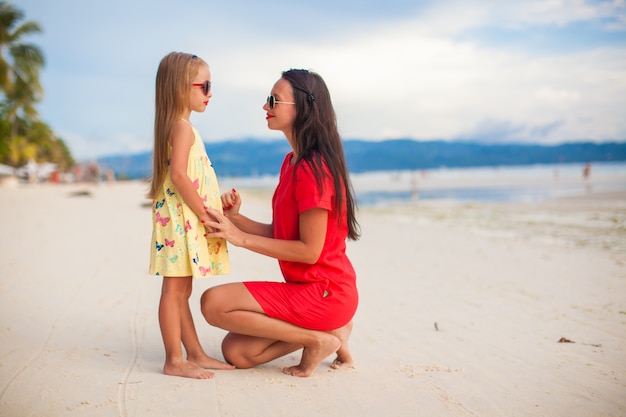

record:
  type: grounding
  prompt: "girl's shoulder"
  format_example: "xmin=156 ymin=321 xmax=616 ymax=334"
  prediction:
xmin=175 ymin=119 xmax=197 ymax=134
xmin=175 ymin=118 xmax=194 ymax=131
xmin=170 ymin=119 xmax=196 ymax=148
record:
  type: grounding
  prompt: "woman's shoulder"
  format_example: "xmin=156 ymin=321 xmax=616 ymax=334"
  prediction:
xmin=295 ymin=152 xmax=330 ymax=174
xmin=279 ymin=151 xmax=294 ymax=172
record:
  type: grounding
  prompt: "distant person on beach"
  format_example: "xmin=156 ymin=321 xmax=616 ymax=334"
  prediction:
xmin=147 ymin=52 xmax=234 ymax=379
xmin=583 ymin=162 xmax=593 ymax=192
xmin=201 ymin=69 xmax=360 ymax=377
xmin=583 ymin=163 xmax=592 ymax=180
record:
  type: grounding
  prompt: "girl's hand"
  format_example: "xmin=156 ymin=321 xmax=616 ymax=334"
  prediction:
xmin=204 ymin=208 xmax=246 ymax=247
xmin=221 ymin=188 xmax=241 ymax=218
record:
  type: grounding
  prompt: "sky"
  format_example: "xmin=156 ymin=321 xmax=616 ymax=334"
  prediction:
xmin=14 ymin=0 xmax=626 ymax=160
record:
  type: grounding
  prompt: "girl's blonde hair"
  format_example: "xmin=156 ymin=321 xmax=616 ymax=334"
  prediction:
xmin=147 ymin=52 xmax=207 ymax=199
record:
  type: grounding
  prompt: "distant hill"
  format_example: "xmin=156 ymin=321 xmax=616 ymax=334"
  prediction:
xmin=97 ymin=139 xmax=626 ymax=180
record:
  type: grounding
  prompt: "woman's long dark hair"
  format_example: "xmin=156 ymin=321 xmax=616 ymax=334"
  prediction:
xmin=282 ymin=69 xmax=360 ymax=240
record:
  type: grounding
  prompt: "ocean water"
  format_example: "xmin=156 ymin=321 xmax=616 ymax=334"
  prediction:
xmin=352 ymin=162 xmax=626 ymax=205
xmin=221 ymin=162 xmax=626 ymax=206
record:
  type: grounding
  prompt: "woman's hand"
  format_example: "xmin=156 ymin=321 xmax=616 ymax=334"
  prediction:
xmin=221 ymin=188 xmax=241 ymax=218
xmin=199 ymin=215 xmax=215 ymax=233
xmin=205 ymin=208 xmax=246 ymax=247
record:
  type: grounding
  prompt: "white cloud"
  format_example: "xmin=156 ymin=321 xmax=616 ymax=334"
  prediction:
xmin=208 ymin=18 xmax=624 ymax=144
xmin=533 ymin=87 xmax=581 ymax=106
xmin=419 ymin=0 xmax=626 ymax=30
xmin=14 ymin=0 xmax=626 ymax=158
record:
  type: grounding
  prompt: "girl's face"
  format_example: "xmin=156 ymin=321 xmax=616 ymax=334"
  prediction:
xmin=263 ymin=78 xmax=297 ymax=138
xmin=190 ymin=65 xmax=212 ymax=113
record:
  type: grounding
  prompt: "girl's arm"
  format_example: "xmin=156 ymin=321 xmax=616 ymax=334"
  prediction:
xmin=206 ymin=207 xmax=328 ymax=264
xmin=169 ymin=121 xmax=212 ymax=223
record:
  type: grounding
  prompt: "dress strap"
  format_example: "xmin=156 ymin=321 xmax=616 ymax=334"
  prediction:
xmin=180 ymin=118 xmax=192 ymax=126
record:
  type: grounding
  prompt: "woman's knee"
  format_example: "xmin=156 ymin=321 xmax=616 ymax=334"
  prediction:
xmin=222 ymin=349 xmax=254 ymax=369
xmin=222 ymin=334 xmax=255 ymax=369
xmin=200 ymin=288 xmax=219 ymax=325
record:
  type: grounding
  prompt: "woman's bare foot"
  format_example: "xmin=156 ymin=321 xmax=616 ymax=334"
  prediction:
xmin=282 ymin=333 xmax=340 ymax=377
xmin=163 ymin=360 xmax=215 ymax=379
xmin=329 ymin=321 xmax=355 ymax=370
xmin=188 ymin=353 xmax=235 ymax=370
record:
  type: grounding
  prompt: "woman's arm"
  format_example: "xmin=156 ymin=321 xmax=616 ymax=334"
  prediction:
xmin=169 ymin=121 xmax=212 ymax=223
xmin=226 ymin=212 xmax=274 ymax=238
xmin=221 ymin=189 xmax=273 ymax=238
xmin=206 ymin=207 xmax=328 ymax=264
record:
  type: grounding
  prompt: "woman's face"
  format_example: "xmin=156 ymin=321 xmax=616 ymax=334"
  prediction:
xmin=190 ymin=64 xmax=212 ymax=113
xmin=263 ymin=78 xmax=297 ymax=138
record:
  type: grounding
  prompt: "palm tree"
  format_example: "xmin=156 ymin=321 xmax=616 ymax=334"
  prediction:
xmin=0 ymin=2 xmax=46 ymax=166
xmin=0 ymin=2 xmax=44 ymax=97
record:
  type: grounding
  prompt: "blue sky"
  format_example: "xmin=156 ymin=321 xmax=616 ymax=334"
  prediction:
xmin=15 ymin=0 xmax=626 ymax=160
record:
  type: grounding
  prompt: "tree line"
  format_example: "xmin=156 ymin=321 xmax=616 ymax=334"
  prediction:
xmin=0 ymin=2 xmax=74 ymax=170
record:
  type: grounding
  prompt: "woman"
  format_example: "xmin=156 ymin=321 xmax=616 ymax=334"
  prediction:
xmin=202 ymin=69 xmax=359 ymax=377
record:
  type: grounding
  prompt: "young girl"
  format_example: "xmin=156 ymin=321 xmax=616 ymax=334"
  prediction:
xmin=148 ymin=52 xmax=233 ymax=379
xmin=201 ymin=69 xmax=359 ymax=377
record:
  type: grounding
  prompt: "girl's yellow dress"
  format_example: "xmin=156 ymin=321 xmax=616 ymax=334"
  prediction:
xmin=149 ymin=123 xmax=229 ymax=278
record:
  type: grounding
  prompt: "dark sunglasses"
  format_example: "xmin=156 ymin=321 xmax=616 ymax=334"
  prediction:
xmin=192 ymin=80 xmax=211 ymax=95
xmin=266 ymin=95 xmax=295 ymax=110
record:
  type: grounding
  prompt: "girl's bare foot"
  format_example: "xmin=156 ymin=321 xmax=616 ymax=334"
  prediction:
xmin=329 ymin=321 xmax=355 ymax=370
xmin=188 ymin=353 xmax=235 ymax=370
xmin=163 ymin=360 xmax=215 ymax=379
xmin=283 ymin=333 xmax=340 ymax=377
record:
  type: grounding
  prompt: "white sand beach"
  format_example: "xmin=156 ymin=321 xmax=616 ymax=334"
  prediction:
xmin=1 ymin=176 xmax=625 ymax=417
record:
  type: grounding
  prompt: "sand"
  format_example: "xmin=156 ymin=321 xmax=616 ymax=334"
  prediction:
xmin=0 ymin=178 xmax=625 ymax=417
